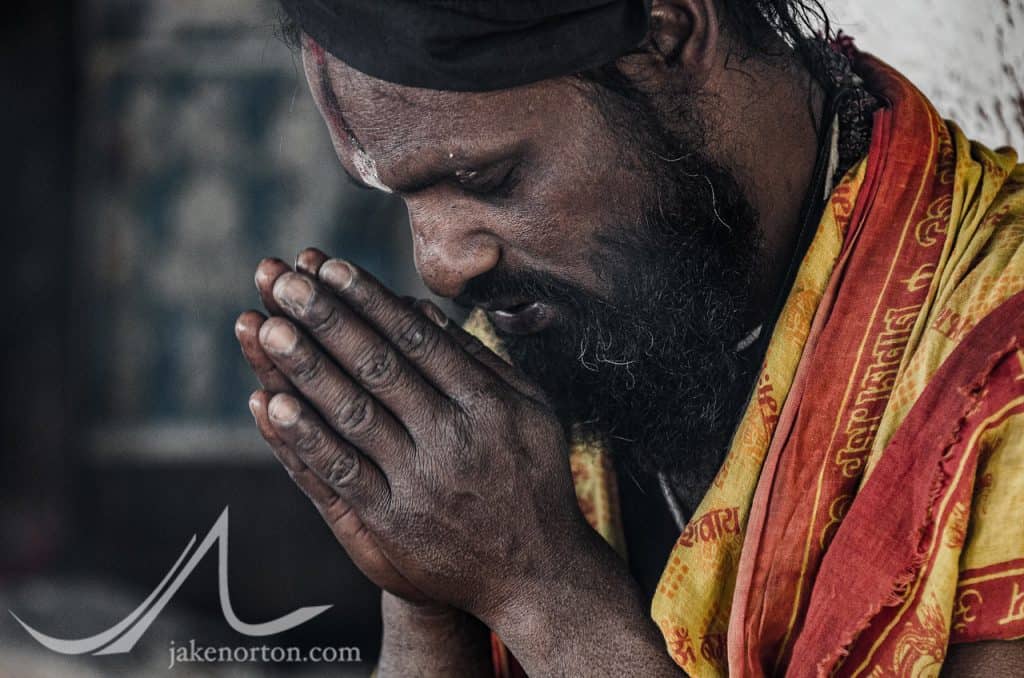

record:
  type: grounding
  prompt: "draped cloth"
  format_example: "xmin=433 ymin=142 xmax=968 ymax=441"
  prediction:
xmin=466 ymin=49 xmax=1024 ymax=677
xmin=278 ymin=0 xmax=651 ymax=92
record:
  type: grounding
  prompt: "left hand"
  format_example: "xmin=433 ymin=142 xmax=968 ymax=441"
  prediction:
xmin=236 ymin=248 xmax=604 ymax=623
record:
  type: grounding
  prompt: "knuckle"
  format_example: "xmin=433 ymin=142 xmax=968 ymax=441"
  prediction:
xmin=468 ymin=380 xmax=505 ymax=408
xmin=293 ymin=418 xmax=328 ymax=454
xmin=443 ymin=418 xmax=482 ymax=476
xmin=458 ymin=381 xmax=519 ymax=424
xmin=306 ymin=297 xmax=340 ymax=334
xmin=324 ymin=450 xmax=359 ymax=487
xmin=352 ymin=341 xmax=402 ymax=391
xmin=289 ymin=346 xmax=324 ymax=383
xmin=449 ymin=419 xmax=474 ymax=458
xmin=394 ymin=315 xmax=439 ymax=356
xmin=329 ymin=391 xmax=376 ymax=435
xmin=461 ymin=335 xmax=487 ymax=357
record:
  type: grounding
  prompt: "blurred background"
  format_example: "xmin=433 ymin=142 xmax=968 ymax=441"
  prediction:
xmin=0 ymin=1 xmax=1021 ymax=676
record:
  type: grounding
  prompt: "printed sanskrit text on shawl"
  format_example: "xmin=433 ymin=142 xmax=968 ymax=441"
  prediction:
xmin=656 ymin=51 xmax=1024 ymax=677
xmin=468 ymin=50 xmax=1024 ymax=678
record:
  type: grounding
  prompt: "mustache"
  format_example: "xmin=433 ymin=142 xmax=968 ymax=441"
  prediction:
xmin=454 ymin=266 xmax=606 ymax=313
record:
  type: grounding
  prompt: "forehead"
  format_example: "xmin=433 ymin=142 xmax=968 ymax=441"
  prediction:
xmin=301 ymin=39 xmax=595 ymax=168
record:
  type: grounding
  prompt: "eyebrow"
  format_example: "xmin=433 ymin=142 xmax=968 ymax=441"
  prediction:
xmin=314 ymin=58 xmax=522 ymax=195
xmin=388 ymin=165 xmax=453 ymax=195
xmin=387 ymin=143 xmax=525 ymax=196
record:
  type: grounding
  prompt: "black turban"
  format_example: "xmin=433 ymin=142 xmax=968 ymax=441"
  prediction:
xmin=278 ymin=0 xmax=652 ymax=92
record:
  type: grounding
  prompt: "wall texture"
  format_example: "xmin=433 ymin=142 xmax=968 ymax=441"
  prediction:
xmin=825 ymin=0 xmax=1024 ymax=150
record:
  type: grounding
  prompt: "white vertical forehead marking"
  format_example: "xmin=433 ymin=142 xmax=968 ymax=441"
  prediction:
xmin=351 ymin=148 xmax=393 ymax=193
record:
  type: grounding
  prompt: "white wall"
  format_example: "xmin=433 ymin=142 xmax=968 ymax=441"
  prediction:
xmin=824 ymin=0 xmax=1024 ymax=151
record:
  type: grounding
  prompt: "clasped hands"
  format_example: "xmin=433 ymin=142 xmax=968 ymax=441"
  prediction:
xmin=234 ymin=248 xmax=604 ymax=627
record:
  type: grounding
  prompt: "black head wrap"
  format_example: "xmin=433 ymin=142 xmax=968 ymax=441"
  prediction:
xmin=279 ymin=0 xmax=652 ymax=91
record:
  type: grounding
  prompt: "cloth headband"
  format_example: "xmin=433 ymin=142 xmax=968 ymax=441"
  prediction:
xmin=279 ymin=0 xmax=652 ymax=91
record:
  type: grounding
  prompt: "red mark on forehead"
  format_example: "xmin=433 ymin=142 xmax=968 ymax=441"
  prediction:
xmin=305 ymin=35 xmax=326 ymax=65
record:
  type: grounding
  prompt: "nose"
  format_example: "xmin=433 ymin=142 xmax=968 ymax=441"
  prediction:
xmin=407 ymin=202 xmax=501 ymax=299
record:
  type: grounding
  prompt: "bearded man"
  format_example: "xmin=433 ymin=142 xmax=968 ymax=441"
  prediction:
xmin=232 ymin=1 xmax=1024 ymax=675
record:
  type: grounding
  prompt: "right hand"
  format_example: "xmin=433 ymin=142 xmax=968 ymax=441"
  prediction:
xmin=235 ymin=249 xmax=431 ymax=603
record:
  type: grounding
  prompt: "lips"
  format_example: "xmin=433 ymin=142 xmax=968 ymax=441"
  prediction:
xmin=485 ymin=300 xmax=557 ymax=335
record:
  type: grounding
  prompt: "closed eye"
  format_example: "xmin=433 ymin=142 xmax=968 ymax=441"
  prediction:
xmin=455 ymin=162 xmax=520 ymax=199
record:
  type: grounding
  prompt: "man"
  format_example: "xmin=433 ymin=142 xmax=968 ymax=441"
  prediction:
xmin=233 ymin=1 xmax=1024 ymax=675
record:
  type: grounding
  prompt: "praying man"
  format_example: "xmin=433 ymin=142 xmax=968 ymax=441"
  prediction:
xmin=233 ymin=1 xmax=1024 ymax=675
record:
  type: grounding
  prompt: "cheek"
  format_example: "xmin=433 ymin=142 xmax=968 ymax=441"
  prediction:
xmin=486 ymin=185 xmax=614 ymax=293
xmin=523 ymin=156 xmax=638 ymax=246
xmin=506 ymin=140 xmax=645 ymax=292
xmin=526 ymin=107 xmax=645 ymax=242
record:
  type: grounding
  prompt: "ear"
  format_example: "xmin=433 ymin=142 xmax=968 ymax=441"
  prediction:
xmin=638 ymin=0 xmax=720 ymax=85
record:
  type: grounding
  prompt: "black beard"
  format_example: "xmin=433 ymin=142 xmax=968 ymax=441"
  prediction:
xmin=462 ymin=161 xmax=764 ymax=511
xmin=461 ymin=81 xmax=766 ymax=510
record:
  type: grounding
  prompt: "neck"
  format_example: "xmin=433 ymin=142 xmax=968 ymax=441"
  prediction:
xmin=701 ymin=52 xmax=827 ymax=324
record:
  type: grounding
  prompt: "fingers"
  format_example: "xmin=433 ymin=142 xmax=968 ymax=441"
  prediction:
xmin=316 ymin=259 xmax=495 ymax=401
xmin=269 ymin=272 xmax=451 ymax=429
xmin=255 ymin=258 xmax=292 ymax=317
xmin=258 ymin=316 xmax=416 ymax=469
xmin=246 ymin=251 xmax=324 ymax=391
xmin=236 ymin=310 xmax=294 ymax=393
xmin=251 ymin=390 xmax=423 ymax=599
xmin=249 ymin=390 xmax=335 ymax=504
xmin=256 ymin=249 xmax=330 ymax=315
xmin=265 ymin=391 xmax=390 ymax=515
xmin=415 ymin=299 xmax=549 ymax=404
xmin=295 ymin=247 xmax=330 ymax=277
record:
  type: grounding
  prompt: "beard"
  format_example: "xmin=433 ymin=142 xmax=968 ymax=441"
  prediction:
xmin=461 ymin=84 xmax=766 ymax=510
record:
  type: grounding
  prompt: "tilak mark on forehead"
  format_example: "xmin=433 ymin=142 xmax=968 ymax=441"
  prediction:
xmin=309 ymin=39 xmax=393 ymax=193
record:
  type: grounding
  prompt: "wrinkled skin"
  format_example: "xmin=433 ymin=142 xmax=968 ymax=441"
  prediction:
xmin=234 ymin=0 xmax=1024 ymax=671
xmin=236 ymin=0 xmax=824 ymax=674
xmin=235 ymin=0 xmax=1024 ymax=674
xmin=237 ymin=249 xmax=666 ymax=674
xmin=247 ymin=252 xmax=589 ymax=618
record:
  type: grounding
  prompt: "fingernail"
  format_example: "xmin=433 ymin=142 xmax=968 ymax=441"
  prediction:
xmin=420 ymin=300 xmax=449 ymax=327
xmin=261 ymin=320 xmax=298 ymax=355
xmin=274 ymin=274 xmax=314 ymax=311
xmin=320 ymin=259 xmax=354 ymax=291
xmin=255 ymin=258 xmax=281 ymax=289
xmin=248 ymin=394 xmax=260 ymax=418
xmin=296 ymin=248 xmax=325 ymax=274
xmin=268 ymin=394 xmax=301 ymax=426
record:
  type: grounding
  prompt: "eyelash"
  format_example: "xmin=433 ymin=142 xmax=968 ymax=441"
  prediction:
xmin=458 ymin=164 xmax=519 ymax=199
xmin=343 ymin=162 xmax=522 ymax=196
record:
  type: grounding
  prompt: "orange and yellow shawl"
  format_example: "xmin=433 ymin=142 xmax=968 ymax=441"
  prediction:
xmin=469 ymin=50 xmax=1024 ymax=677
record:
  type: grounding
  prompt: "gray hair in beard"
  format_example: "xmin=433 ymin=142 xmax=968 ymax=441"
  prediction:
xmin=486 ymin=75 xmax=767 ymax=511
